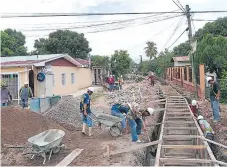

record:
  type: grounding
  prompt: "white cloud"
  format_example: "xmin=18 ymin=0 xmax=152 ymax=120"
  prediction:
xmin=1 ymin=0 xmax=227 ymax=63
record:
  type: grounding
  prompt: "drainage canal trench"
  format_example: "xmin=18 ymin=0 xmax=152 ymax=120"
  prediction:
xmin=133 ymin=87 xmax=165 ymax=166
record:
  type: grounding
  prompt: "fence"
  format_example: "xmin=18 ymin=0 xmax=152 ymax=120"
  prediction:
xmin=165 ymin=64 xmax=205 ymax=99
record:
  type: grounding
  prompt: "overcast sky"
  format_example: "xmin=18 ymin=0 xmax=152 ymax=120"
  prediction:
xmin=1 ymin=0 xmax=226 ymax=62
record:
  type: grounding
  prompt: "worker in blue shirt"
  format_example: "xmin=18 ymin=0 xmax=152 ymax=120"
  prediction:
xmin=111 ymin=103 xmax=129 ymax=133
xmin=80 ymin=87 xmax=94 ymax=136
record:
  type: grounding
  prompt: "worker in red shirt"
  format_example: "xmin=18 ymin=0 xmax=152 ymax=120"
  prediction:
xmin=148 ymin=74 xmax=155 ymax=86
xmin=189 ymin=100 xmax=200 ymax=117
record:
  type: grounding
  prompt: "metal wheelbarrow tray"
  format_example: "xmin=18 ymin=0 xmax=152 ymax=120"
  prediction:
xmin=95 ymin=113 xmax=123 ymax=137
xmin=28 ymin=129 xmax=65 ymax=164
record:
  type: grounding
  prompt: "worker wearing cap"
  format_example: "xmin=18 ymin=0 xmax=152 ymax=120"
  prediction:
xmin=80 ymin=87 xmax=94 ymax=136
xmin=1 ymin=81 xmax=12 ymax=107
xmin=189 ymin=100 xmax=200 ymax=117
xmin=197 ymin=115 xmax=214 ymax=148
xmin=19 ymin=82 xmax=33 ymax=108
xmin=111 ymin=103 xmax=129 ymax=133
xmin=206 ymin=77 xmax=220 ymax=122
xmin=127 ymin=102 xmax=154 ymax=143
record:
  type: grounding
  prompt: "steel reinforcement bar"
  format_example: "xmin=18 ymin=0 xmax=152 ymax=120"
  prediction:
xmin=154 ymin=84 xmax=218 ymax=166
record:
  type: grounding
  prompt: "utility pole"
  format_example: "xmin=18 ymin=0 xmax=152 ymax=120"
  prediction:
xmin=185 ymin=4 xmax=198 ymax=99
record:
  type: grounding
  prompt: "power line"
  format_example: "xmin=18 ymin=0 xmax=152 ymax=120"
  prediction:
xmin=192 ymin=19 xmax=216 ymax=21
xmin=19 ymin=14 xmax=183 ymax=32
xmin=172 ymin=0 xmax=185 ymax=12
xmin=167 ymin=28 xmax=187 ymax=49
xmin=161 ymin=16 xmax=185 ymax=51
xmin=25 ymin=14 xmax=183 ymax=38
xmin=2 ymin=10 xmax=227 ymax=18
xmin=16 ymin=13 xmax=179 ymax=31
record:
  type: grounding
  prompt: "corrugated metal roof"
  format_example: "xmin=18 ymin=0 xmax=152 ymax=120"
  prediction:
xmin=0 ymin=54 xmax=65 ymax=63
xmin=75 ymin=58 xmax=89 ymax=65
xmin=0 ymin=54 xmax=88 ymax=68
xmin=172 ymin=56 xmax=190 ymax=62
xmin=1 ymin=60 xmax=45 ymax=66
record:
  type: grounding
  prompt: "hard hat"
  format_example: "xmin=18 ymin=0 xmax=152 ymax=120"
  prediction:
xmin=191 ymin=100 xmax=197 ymax=106
xmin=206 ymin=76 xmax=213 ymax=82
xmin=87 ymin=87 xmax=94 ymax=92
xmin=197 ymin=115 xmax=204 ymax=120
xmin=1 ymin=81 xmax=7 ymax=87
xmin=147 ymin=108 xmax=154 ymax=115
xmin=24 ymin=81 xmax=28 ymax=85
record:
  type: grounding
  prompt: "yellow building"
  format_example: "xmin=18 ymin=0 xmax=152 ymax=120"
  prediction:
xmin=1 ymin=54 xmax=92 ymax=104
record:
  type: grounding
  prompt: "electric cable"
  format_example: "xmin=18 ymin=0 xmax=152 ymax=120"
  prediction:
xmin=2 ymin=10 xmax=227 ymax=18
xmin=167 ymin=28 xmax=187 ymax=49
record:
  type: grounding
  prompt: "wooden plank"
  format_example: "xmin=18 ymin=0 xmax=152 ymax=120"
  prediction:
xmin=163 ymin=135 xmax=199 ymax=139
xmin=103 ymin=140 xmax=161 ymax=157
xmin=165 ymin=116 xmax=192 ymax=119
xmin=199 ymin=136 xmax=227 ymax=149
xmin=165 ymin=121 xmax=194 ymax=124
xmin=166 ymin=109 xmax=189 ymax=112
xmin=162 ymin=145 xmax=206 ymax=149
xmin=160 ymin=157 xmax=227 ymax=166
xmin=160 ymin=157 xmax=212 ymax=164
xmin=166 ymin=112 xmax=191 ymax=115
xmin=56 ymin=148 xmax=84 ymax=167
xmin=164 ymin=127 xmax=197 ymax=130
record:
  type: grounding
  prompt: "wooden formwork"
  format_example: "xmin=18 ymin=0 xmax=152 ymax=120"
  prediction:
xmin=155 ymin=85 xmax=218 ymax=167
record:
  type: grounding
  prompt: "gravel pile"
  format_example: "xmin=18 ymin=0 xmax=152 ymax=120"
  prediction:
xmin=43 ymin=96 xmax=101 ymax=129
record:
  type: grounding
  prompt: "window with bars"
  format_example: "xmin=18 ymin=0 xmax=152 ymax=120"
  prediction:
xmin=62 ymin=73 xmax=66 ymax=86
xmin=71 ymin=73 xmax=75 ymax=84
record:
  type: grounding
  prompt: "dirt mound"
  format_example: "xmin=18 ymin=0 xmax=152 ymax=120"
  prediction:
xmin=1 ymin=107 xmax=71 ymax=145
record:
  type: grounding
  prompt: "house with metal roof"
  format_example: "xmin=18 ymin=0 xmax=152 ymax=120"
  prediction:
xmin=171 ymin=56 xmax=191 ymax=67
xmin=1 ymin=54 xmax=92 ymax=104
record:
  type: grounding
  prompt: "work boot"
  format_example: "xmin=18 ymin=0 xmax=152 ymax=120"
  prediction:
xmin=88 ymin=127 xmax=93 ymax=136
xmin=82 ymin=123 xmax=86 ymax=135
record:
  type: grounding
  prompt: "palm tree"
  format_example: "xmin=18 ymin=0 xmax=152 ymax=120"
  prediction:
xmin=144 ymin=41 xmax=158 ymax=60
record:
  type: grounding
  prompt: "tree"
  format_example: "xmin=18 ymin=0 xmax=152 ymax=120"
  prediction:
xmin=33 ymin=30 xmax=92 ymax=59
xmin=144 ymin=41 xmax=157 ymax=60
xmin=110 ymin=50 xmax=132 ymax=77
xmin=1 ymin=29 xmax=27 ymax=56
xmin=173 ymin=41 xmax=191 ymax=56
xmin=91 ymin=55 xmax=110 ymax=71
xmin=196 ymin=34 xmax=227 ymax=78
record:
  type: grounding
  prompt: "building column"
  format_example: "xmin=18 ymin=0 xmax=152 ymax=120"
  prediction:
xmin=186 ymin=66 xmax=189 ymax=82
xmin=199 ymin=64 xmax=205 ymax=99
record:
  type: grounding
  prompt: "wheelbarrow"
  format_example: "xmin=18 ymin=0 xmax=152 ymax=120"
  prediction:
xmin=27 ymin=129 xmax=65 ymax=164
xmin=90 ymin=112 xmax=123 ymax=137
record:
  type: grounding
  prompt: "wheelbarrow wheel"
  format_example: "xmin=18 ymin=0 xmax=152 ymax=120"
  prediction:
xmin=109 ymin=125 xmax=121 ymax=137
xmin=52 ymin=147 xmax=61 ymax=154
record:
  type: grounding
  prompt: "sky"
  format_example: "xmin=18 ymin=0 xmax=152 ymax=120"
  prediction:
xmin=1 ymin=0 xmax=227 ymax=63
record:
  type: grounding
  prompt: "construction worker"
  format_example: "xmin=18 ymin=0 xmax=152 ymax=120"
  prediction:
xmin=189 ymin=100 xmax=199 ymax=117
xmin=127 ymin=102 xmax=154 ymax=143
xmin=19 ymin=82 xmax=33 ymax=108
xmin=148 ymin=73 xmax=155 ymax=86
xmin=206 ymin=77 xmax=221 ymax=122
xmin=111 ymin=103 xmax=129 ymax=133
xmin=197 ymin=115 xmax=214 ymax=148
xmin=1 ymin=81 xmax=12 ymax=107
xmin=118 ymin=75 xmax=123 ymax=90
xmin=80 ymin=87 xmax=94 ymax=136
